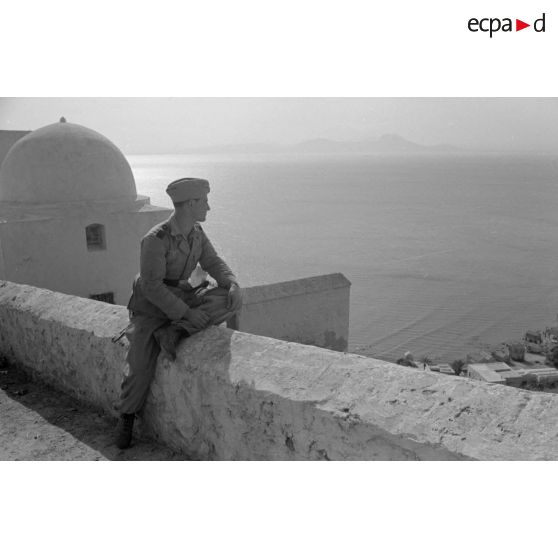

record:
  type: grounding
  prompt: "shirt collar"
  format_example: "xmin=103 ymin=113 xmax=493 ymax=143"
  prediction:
xmin=168 ymin=215 xmax=201 ymax=239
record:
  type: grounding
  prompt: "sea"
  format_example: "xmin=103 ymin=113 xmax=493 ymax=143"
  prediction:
xmin=128 ymin=151 xmax=558 ymax=363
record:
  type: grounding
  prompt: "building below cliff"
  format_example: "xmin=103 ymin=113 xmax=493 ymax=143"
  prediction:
xmin=466 ymin=362 xmax=558 ymax=388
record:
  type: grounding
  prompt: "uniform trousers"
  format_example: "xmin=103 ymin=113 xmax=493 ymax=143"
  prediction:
xmin=119 ymin=287 xmax=235 ymax=415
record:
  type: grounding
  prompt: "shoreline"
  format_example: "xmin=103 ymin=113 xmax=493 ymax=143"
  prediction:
xmin=386 ymin=323 xmax=558 ymax=391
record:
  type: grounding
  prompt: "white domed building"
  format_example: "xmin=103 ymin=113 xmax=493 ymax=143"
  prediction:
xmin=0 ymin=120 xmax=171 ymax=304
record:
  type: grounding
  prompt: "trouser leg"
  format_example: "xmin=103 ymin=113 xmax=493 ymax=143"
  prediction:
xmin=118 ymin=288 xmax=239 ymax=413
xmin=154 ymin=324 xmax=188 ymax=361
xmin=119 ymin=315 xmax=166 ymax=415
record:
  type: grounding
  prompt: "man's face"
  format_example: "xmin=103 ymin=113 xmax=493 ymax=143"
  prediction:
xmin=189 ymin=194 xmax=210 ymax=222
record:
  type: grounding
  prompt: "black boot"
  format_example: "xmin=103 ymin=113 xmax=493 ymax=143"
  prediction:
xmin=153 ymin=325 xmax=185 ymax=361
xmin=115 ymin=413 xmax=135 ymax=449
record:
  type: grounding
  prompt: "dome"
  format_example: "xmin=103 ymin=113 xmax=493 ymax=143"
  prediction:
xmin=0 ymin=121 xmax=137 ymax=204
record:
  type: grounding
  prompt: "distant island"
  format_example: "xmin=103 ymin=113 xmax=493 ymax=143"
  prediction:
xmin=184 ymin=134 xmax=461 ymax=155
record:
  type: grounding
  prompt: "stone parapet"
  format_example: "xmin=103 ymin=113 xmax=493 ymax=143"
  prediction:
xmin=235 ymin=273 xmax=350 ymax=351
xmin=1 ymin=280 xmax=558 ymax=460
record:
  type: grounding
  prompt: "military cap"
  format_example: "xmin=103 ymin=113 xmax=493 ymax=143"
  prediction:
xmin=166 ymin=177 xmax=210 ymax=203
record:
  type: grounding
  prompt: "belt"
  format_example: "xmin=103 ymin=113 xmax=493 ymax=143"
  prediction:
xmin=163 ymin=279 xmax=210 ymax=292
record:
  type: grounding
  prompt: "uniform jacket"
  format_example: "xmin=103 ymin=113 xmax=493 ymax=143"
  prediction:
xmin=128 ymin=216 xmax=237 ymax=320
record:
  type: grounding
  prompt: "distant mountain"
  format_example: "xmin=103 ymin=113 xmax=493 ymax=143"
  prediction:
xmin=292 ymin=134 xmax=459 ymax=153
xmin=187 ymin=142 xmax=283 ymax=154
xmin=186 ymin=134 xmax=461 ymax=155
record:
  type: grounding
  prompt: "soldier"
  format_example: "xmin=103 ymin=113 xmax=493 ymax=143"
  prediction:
xmin=115 ymin=177 xmax=242 ymax=449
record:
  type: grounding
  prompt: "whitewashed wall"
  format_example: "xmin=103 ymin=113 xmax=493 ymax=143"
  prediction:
xmin=2 ymin=280 xmax=558 ymax=460
xmin=234 ymin=274 xmax=350 ymax=351
xmin=0 ymin=203 xmax=170 ymax=305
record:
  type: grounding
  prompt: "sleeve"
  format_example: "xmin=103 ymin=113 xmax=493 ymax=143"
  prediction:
xmin=140 ymin=234 xmax=189 ymax=320
xmin=198 ymin=231 xmax=238 ymax=289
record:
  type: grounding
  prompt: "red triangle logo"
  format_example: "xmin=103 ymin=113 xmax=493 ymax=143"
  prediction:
xmin=516 ymin=19 xmax=530 ymax=31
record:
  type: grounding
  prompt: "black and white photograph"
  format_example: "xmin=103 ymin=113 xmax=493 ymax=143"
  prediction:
xmin=1 ymin=97 xmax=558 ymax=460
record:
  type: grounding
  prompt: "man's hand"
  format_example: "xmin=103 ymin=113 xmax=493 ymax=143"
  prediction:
xmin=227 ymin=283 xmax=243 ymax=312
xmin=184 ymin=307 xmax=210 ymax=329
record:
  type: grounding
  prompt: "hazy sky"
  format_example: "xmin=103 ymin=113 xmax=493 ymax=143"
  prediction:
xmin=1 ymin=98 xmax=557 ymax=154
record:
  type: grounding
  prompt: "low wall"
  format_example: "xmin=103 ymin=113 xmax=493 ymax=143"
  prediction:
xmin=233 ymin=273 xmax=350 ymax=351
xmin=2 ymin=280 xmax=558 ymax=460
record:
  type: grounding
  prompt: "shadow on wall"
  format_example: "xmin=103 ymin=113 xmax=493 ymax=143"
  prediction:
xmin=3 ymin=280 xmax=558 ymax=460
xmin=141 ymin=326 xmax=466 ymax=461
xmin=141 ymin=326 xmax=235 ymax=459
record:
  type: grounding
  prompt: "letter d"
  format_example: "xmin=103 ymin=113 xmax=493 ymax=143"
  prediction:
xmin=534 ymin=13 xmax=545 ymax=32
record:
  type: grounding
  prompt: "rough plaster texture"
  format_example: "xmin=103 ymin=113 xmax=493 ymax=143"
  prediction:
xmin=237 ymin=274 xmax=350 ymax=351
xmin=2 ymin=281 xmax=558 ymax=460
xmin=0 ymin=282 xmax=128 ymax=411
